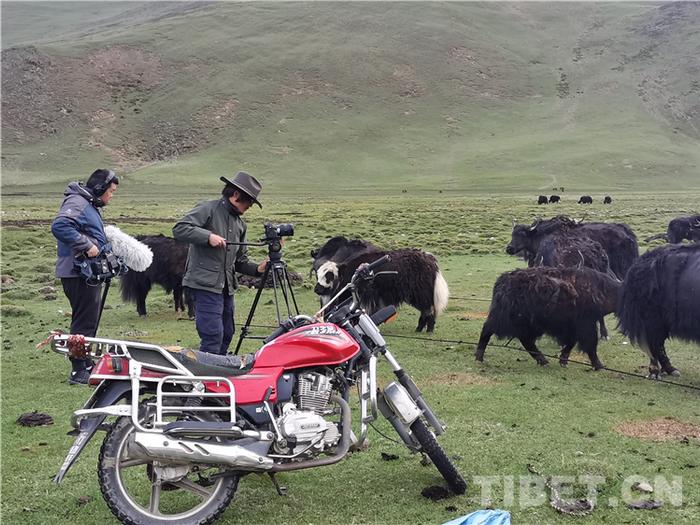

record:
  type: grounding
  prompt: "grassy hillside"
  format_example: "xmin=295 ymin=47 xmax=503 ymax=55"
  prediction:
xmin=2 ymin=2 xmax=699 ymax=193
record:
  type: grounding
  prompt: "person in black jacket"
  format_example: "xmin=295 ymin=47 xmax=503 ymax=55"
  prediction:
xmin=173 ymin=171 xmax=267 ymax=355
xmin=51 ymin=169 xmax=119 ymax=384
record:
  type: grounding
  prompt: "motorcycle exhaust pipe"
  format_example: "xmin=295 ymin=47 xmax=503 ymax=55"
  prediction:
xmin=130 ymin=433 xmax=274 ymax=471
xmin=270 ymin=395 xmax=351 ymax=472
xmin=129 ymin=395 xmax=350 ymax=474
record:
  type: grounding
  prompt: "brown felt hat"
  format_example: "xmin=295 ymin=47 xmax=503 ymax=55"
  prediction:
xmin=220 ymin=171 xmax=262 ymax=208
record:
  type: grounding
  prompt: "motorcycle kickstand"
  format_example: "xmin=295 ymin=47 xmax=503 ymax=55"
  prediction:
xmin=268 ymin=473 xmax=287 ymax=496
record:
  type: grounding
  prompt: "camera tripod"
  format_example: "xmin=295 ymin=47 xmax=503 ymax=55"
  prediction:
xmin=232 ymin=242 xmax=299 ymax=355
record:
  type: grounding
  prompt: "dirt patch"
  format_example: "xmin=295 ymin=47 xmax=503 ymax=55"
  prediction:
xmin=423 ymin=372 xmax=497 ymax=387
xmin=458 ymin=310 xmax=488 ymax=320
xmin=1 ymin=217 xmax=176 ymax=228
xmin=614 ymin=417 xmax=700 ymax=442
xmin=1 ymin=45 xmax=165 ymax=146
xmin=392 ymin=64 xmax=424 ymax=98
xmin=279 ymin=70 xmax=329 ymax=100
xmin=88 ymin=46 xmax=164 ymax=89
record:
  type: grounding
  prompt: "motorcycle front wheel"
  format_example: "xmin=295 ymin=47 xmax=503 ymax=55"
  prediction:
xmin=410 ymin=419 xmax=467 ymax=495
xmin=98 ymin=415 xmax=239 ymax=525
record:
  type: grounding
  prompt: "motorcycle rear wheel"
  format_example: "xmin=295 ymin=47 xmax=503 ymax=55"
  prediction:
xmin=98 ymin=415 xmax=239 ymax=525
xmin=410 ymin=419 xmax=467 ymax=495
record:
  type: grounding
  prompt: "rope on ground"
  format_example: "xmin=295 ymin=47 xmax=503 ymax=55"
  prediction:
xmin=382 ymin=333 xmax=700 ymax=392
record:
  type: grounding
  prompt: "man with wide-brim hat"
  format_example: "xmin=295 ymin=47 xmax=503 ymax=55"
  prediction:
xmin=173 ymin=171 xmax=267 ymax=355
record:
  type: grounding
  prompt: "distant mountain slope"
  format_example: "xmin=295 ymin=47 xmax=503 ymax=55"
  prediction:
xmin=2 ymin=2 xmax=699 ymax=192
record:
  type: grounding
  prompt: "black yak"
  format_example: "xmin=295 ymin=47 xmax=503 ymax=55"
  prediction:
xmin=507 ymin=216 xmax=638 ymax=279
xmin=475 ymin=267 xmax=621 ymax=369
xmin=666 ymin=214 xmax=700 ymax=244
xmin=310 ymin=236 xmax=380 ymax=273
xmin=119 ymin=234 xmax=194 ymax=318
xmin=314 ymin=249 xmax=449 ymax=332
xmin=537 ymin=195 xmax=549 ymax=205
xmin=516 ymin=232 xmax=612 ymax=339
xmin=617 ymin=243 xmax=700 ymax=378
xmin=549 ymin=195 xmax=561 ymax=204
xmin=603 ymin=195 xmax=613 ymax=204
xmin=578 ymin=195 xmax=593 ymax=204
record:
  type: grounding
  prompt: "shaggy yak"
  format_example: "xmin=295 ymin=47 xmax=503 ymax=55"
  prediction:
xmin=475 ymin=267 xmax=621 ymax=369
xmin=310 ymin=235 xmax=380 ymax=272
xmin=514 ymin=232 xmax=613 ymax=339
xmin=537 ymin=195 xmax=549 ymax=205
xmin=549 ymin=195 xmax=561 ymax=204
xmin=507 ymin=216 xmax=638 ymax=280
xmin=666 ymin=214 xmax=700 ymax=244
xmin=314 ymin=249 xmax=449 ymax=332
xmin=617 ymin=243 xmax=700 ymax=378
xmin=119 ymin=234 xmax=194 ymax=318
xmin=578 ymin=195 xmax=593 ymax=204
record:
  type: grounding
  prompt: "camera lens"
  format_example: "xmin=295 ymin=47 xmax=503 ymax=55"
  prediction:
xmin=276 ymin=224 xmax=294 ymax=237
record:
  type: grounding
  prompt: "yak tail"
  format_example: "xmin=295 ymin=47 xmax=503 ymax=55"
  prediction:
xmin=119 ymin=270 xmax=151 ymax=304
xmin=433 ymin=270 xmax=449 ymax=315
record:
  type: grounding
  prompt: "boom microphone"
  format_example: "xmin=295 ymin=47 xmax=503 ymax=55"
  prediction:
xmin=104 ymin=225 xmax=153 ymax=272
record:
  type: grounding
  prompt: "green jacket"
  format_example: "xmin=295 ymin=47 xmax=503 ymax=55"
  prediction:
xmin=173 ymin=198 xmax=260 ymax=294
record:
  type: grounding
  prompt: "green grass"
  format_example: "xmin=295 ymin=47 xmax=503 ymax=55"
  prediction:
xmin=2 ymin=193 xmax=699 ymax=524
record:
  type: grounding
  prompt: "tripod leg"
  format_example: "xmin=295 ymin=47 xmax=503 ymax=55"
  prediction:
xmin=94 ymin=280 xmax=111 ymax=336
xmin=282 ymin=266 xmax=300 ymax=315
xmin=270 ymin=265 xmax=283 ymax=322
xmin=234 ymin=264 xmax=271 ymax=355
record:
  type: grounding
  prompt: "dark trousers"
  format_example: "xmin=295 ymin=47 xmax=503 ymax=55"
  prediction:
xmin=61 ymin=277 xmax=102 ymax=371
xmin=192 ymin=289 xmax=234 ymax=355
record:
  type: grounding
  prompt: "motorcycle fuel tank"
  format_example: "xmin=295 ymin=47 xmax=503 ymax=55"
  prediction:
xmin=254 ymin=323 xmax=360 ymax=368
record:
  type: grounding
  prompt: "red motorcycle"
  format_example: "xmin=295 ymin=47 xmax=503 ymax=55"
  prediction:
xmin=52 ymin=256 xmax=466 ymax=524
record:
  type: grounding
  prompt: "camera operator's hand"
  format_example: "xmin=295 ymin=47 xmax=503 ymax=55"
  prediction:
xmin=208 ymin=233 xmax=227 ymax=248
xmin=86 ymin=245 xmax=99 ymax=258
xmin=257 ymin=258 xmax=269 ymax=274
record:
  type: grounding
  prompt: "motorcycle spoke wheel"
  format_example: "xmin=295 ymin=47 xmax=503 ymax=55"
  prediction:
xmin=410 ymin=419 xmax=467 ymax=495
xmin=99 ymin=414 xmax=239 ymax=525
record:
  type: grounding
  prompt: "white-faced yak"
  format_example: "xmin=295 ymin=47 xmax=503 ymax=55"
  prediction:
xmin=310 ymin=236 xmax=380 ymax=273
xmin=475 ymin=267 xmax=621 ymax=369
xmin=617 ymin=243 xmax=700 ymax=378
xmin=315 ymin=249 xmax=449 ymax=332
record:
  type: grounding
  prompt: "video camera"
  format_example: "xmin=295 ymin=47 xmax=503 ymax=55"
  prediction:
xmin=76 ymin=245 xmax=128 ymax=285
xmin=262 ymin=223 xmax=294 ymax=255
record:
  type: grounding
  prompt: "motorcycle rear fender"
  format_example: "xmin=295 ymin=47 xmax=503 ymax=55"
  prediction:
xmin=54 ymin=380 xmax=136 ymax=483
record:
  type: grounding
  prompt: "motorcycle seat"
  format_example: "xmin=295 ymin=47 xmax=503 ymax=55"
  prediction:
xmin=166 ymin=347 xmax=255 ymax=377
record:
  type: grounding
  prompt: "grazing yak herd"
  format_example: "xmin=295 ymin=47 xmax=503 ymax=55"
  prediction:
xmin=537 ymin=194 xmax=611 ymax=204
xmin=118 ymin=212 xmax=699 ymax=380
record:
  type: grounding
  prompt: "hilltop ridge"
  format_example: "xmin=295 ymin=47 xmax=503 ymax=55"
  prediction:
xmin=2 ymin=2 xmax=699 ymax=192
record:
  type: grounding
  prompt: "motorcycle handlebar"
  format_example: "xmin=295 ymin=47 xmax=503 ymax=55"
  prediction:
xmin=353 ymin=255 xmax=391 ymax=282
xmin=365 ymin=254 xmax=391 ymax=272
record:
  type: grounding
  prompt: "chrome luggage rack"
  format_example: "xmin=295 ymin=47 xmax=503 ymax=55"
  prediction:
xmin=52 ymin=334 xmax=237 ymax=432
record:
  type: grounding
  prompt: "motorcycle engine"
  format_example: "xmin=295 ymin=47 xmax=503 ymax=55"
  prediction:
xmin=273 ymin=372 xmax=340 ymax=456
